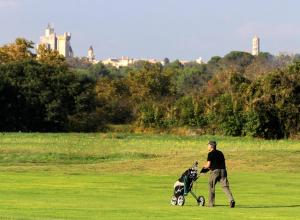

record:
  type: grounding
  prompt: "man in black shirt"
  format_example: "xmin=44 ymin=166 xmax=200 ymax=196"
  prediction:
xmin=203 ymin=140 xmax=235 ymax=208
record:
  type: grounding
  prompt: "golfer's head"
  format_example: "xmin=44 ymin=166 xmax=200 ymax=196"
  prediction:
xmin=208 ymin=140 xmax=217 ymax=151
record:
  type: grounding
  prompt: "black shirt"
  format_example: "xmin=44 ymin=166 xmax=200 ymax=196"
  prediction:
xmin=207 ymin=149 xmax=226 ymax=170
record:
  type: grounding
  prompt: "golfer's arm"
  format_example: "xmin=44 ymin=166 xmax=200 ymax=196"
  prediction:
xmin=203 ymin=161 xmax=211 ymax=169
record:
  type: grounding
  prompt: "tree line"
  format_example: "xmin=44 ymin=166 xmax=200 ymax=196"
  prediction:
xmin=1 ymin=38 xmax=300 ymax=139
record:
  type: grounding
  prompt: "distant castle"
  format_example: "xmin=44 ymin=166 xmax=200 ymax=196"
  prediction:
xmin=39 ymin=24 xmax=260 ymax=64
xmin=39 ymin=24 xmax=73 ymax=58
xmin=252 ymin=36 xmax=260 ymax=56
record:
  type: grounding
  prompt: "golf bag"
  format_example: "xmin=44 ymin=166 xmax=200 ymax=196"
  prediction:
xmin=170 ymin=161 xmax=208 ymax=206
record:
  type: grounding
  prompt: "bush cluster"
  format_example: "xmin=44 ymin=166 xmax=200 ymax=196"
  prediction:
xmin=1 ymin=39 xmax=300 ymax=138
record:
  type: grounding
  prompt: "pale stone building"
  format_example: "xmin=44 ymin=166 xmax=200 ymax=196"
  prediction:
xmin=102 ymin=56 xmax=135 ymax=68
xmin=39 ymin=24 xmax=73 ymax=58
xmin=100 ymin=57 xmax=206 ymax=68
xmin=196 ymin=57 xmax=204 ymax=64
xmin=252 ymin=36 xmax=260 ymax=56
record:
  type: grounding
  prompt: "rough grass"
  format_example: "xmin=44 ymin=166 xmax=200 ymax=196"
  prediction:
xmin=0 ymin=133 xmax=299 ymax=173
xmin=0 ymin=133 xmax=299 ymax=219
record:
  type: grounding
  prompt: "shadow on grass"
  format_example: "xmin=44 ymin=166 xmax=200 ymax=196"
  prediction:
xmin=238 ymin=204 xmax=300 ymax=209
xmin=181 ymin=204 xmax=300 ymax=208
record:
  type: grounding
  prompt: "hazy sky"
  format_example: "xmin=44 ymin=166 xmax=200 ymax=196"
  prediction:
xmin=1 ymin=0 xmax=300 ymax=61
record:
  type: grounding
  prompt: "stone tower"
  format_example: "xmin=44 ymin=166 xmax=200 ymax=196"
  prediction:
xmin=40 ymin=23 xmax=56 ymax=50
xmin=57 ymin=32 xmax=73 ymax=58
xmin=39 ymin=24 xmax=73 ymax=58
xmin=252 ymin=36 xmax=260 ymax=56
xmin=87 ymin=46 xmax=95 ymax=62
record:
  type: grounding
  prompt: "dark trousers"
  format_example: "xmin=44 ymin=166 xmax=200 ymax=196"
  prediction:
xmin=208 ymin=169 xmax=234 ymax=206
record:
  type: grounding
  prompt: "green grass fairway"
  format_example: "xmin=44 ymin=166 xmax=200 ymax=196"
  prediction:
xmin=0 ymin=133 xmax=299 ymax=219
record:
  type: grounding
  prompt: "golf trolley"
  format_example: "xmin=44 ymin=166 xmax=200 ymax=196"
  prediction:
xmin=170 ymin=161 xmax=209 ymax=207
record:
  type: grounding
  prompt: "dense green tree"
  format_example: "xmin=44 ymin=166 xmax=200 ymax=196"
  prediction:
xmin=0 ymin=60 xmax=97 ymax=131
xmin=95 ymin=77 xmax=131 ymax=124
xmin=222 ymin=51 xmax=254 ymax=70
xmin=176 ymin=63 xmax=210 ymax=95
xmin=88 ymin=62 xmax=110 ymax=79
xmin=37 ymin=44 xmax=66 ymax=67
xmin=163 ymin=57 xmax=170 ymax=65
xmin=127 ymin=62 xmax=170 ymax=102
xmin=244 ymin=63 xmax=300 ymax=138
xmin=0 ymin=38 xmax=34 ymax=63
xmin=66 ymin=57 xmax=92 ymax=69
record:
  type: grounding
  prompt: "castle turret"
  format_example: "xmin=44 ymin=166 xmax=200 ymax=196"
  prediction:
xmin=45 ymin=23 xmax=54 ymax=37
xmin=87 ymin=46 xmax=95 ymax=62
xmin=252 ymin=36 xmax=260 ymax=56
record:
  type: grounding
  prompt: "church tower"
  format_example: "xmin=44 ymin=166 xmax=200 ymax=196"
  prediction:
xmin=87 ymin=46 xmax=95 ymax=62
xmin=252 ymin=36 xmax=260 ymax=56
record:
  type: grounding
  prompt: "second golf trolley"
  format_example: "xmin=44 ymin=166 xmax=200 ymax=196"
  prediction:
xmin=170 ymin=161 xmax=209 ymax=206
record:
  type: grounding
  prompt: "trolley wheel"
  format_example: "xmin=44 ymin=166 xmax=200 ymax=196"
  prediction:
xmin=197 ymin=196 xmax=205 ymax=206
xmin=170 ymin=195 xmax=177 ymax=206
xmin=177 ymin=195 xmax=185 ymax=206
